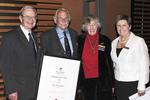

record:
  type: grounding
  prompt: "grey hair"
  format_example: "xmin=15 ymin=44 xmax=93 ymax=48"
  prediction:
xmin=19 ymin=5 xmax=37 ymax=16
xmin=81 ymin=15 xmax=101 ymax=32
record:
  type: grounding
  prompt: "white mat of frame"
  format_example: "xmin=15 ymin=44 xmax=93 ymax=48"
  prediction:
xmin=37 ymin=55 xmax=80 ymax=100
xmin=129 ymin=86 xmax=150 ymax=100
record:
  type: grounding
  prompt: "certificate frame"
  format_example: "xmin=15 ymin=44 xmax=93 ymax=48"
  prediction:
xmin=37 ymin=56 xmax=80 ymax=100
xmin=129 ymin=86 xmax=150 ymax=100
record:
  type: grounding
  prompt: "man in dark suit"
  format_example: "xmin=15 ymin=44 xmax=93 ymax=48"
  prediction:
xmin=0 ymin=6 xmax=40 ymax=100
xmin=41 ymin=8 xmax=78 ymax=59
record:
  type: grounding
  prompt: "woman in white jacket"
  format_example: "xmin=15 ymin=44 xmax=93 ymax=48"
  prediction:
xmin=111 ymin=15 xmax=150 ymax=100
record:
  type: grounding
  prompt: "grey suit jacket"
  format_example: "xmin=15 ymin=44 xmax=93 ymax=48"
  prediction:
xmin=41 ymin=27 xmax=78 ymax=59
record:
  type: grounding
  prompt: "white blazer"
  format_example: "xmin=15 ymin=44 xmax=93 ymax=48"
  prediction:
xmin=111 ymin=32 xmax=150 ymax=90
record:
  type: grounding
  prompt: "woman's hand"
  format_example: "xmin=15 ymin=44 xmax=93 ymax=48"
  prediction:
xmin=8 ymin=92 xmax=18 ymax=100
xmin=137 ymin=90 xmax=145 ymax=96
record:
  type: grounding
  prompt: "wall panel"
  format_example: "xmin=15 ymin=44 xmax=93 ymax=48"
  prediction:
xmin=0 ymin=0 xmax=63 ymax=38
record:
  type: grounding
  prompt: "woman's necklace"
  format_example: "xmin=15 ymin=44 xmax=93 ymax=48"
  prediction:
xmin=87 ymin=35 xmax=98 ymax=54
xmin=118 ymin=36 xmax=129 ymax=48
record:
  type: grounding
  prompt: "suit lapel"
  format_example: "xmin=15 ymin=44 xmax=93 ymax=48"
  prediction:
xmin=53 ymin=29 xmax=65 ymax=52
xmin=112 ymin=37 xmax=119 ymax=58
xmin=16 ymin=26 xmax=29 ymax=48
xmin=31 ymin=32 xmax=38 ymax=53
xmin=69 ymin=29 xmax=77 ymax=56
xmin=16 ymin=26 xmax=39 ymax=57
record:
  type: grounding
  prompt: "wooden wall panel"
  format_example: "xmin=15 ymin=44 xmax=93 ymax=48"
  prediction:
xmin=0 ymin=0 xmax=63 ymax=36
xmin=36 ymin=1 xmax=62 ymax=36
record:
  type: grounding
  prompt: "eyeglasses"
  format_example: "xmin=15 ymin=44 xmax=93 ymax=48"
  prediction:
xmin=22 ymin=15 xmax=37 ymax=20
xmin=57 ymin=17 xmax=69 ymax=22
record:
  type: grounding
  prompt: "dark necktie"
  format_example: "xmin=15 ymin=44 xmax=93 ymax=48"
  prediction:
xmin=64 ymin=31 xmax=71 ymax=57
xmin=28 ymin=33 xmax=37 ymax=58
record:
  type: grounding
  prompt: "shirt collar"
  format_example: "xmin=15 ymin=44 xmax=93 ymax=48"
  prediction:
xmin=20 ymin=25 xmax=31 ymax=41
xmin=56 ymin=27 xmax=69 ymax=35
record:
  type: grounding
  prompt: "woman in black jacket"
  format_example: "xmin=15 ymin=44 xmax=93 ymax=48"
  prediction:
xmin=77 ymin=15 xmax=114 ymax=100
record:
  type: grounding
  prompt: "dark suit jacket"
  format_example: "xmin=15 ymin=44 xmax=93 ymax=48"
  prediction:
xmin=0 ymin=26 xmax=41 ymax=100
xmin=41 ymin=27 xmax=78 ymax=59
xmin=78 ymin=33 xmax=114 ymax=91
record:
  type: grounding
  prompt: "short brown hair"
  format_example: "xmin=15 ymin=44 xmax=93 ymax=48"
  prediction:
xmin=115 ymin=15 xmax=132 ymax=26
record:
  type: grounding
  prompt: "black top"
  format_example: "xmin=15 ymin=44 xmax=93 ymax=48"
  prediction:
xmin=116 ymin=48 xmax=123 ymax=57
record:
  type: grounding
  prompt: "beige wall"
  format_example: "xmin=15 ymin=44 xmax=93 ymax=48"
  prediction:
xmin=63 ymin=0 xmax=83 ymax=34
xmin=105 ymin=0 xmax=131 ymax=39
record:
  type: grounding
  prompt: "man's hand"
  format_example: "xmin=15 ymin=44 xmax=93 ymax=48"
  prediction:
xmin=8 ymin=92 xmax=18 ymax=100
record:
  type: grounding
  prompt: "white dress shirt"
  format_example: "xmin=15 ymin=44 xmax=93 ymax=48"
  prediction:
xmin=20 ymin=25 xmax=31 ymax=41
xmin=55 ymin=27 xmax=73 ymax=55
xmin=20 ymin=25 xmax=37 ymax=52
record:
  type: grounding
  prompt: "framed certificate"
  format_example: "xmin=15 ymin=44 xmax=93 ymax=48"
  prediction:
xmin=37 ymin=56 xmax=80 ymax=100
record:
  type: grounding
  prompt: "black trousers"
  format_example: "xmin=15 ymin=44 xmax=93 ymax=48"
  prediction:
xmin=115 ymin=80 xmax=138 ymax=100
xmin=81 ymin=78 xmax=113 ymax=100
xmin=82 ymin=78 xmax=98 ymax=100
